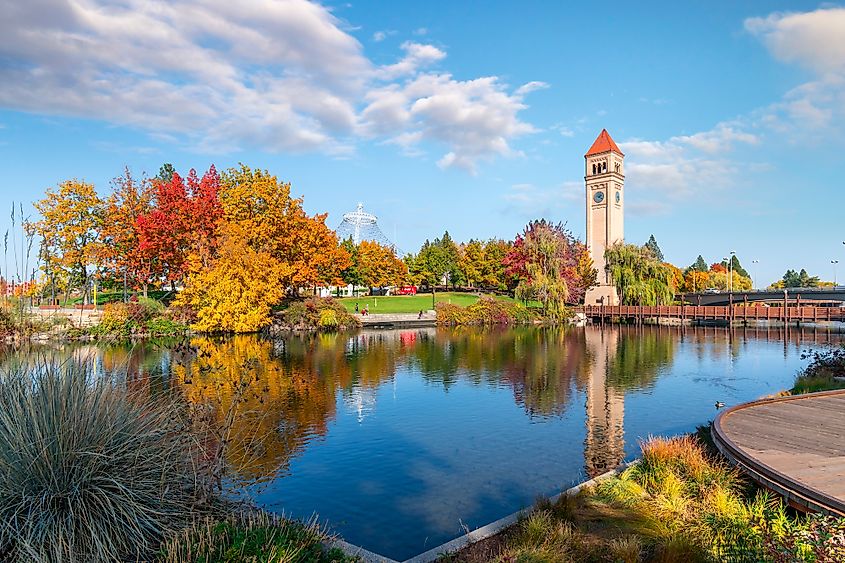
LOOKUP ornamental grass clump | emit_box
[158,511,354,563]
[0,362,209,562]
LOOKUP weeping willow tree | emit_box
[605,243,674,305]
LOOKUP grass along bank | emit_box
[441,352,845,563]
[337,292,515,314]
[442,433,845,562]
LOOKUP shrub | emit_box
[95,302,134,337]
[0,362,209,562]
[128,296,166,323]
[158,511,354,563]
[318,308,339,329]
[436,297,535,326]
[793,347,845,394]
[281,298,359,331]
[146,317,189,337]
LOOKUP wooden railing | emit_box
[581,305,845,322]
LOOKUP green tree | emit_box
[780,268,819,288]
[436,231,462,288]
[721,255,750,278]
[690,255,708,272]
[339,237,363,292]
[644,234,664,262]
[605,243,674,305]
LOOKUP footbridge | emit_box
[681,288,845,307]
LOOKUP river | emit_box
[9,324,842,560]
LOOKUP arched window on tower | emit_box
[602,161,607,172]
[615,163,620,173]
[592,163,597,175]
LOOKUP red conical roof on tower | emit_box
[585,129,623,157]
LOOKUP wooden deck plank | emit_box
[712,390,845,516]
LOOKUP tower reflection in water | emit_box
[583,327,626,477]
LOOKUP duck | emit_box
[715,401,726,409]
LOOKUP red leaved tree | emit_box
[137,166,223,288]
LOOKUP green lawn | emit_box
[338,292,512,314]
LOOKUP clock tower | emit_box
[584,129,624,306]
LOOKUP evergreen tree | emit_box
[690,255,708,272]
[644,234,664,262]
[782,268,820,288]
[721,255,750,278]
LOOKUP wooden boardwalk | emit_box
[712,390,845,516]
[582,304,845,324]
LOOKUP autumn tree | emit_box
[480,239,514,290]
[664,263,685,293]
[137,166,223,286]
[219,165,349,291]
[358,240,407,288]
[684,269,710,292]
[99,168,157,297]
[33,180,103,304]
[507,220,592,319]
[459,240,485,288]
[176,224,288,333]
[177,165,350,332]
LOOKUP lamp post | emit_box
[752,260,759,291]
[833,260,839,286]
[729,251,736,293]
[723,257,729,292]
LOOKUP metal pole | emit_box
[752,259,759,291]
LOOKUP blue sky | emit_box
[1,1,843,286]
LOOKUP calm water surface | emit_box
[12,325,844,560]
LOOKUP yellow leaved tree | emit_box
[33,180,103,304]
[358,240,407,288]
[176,165,350,332]
[177,225,290,333]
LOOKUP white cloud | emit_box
[745,8,845,75]
[413,27,428,36]
[618,120,756,205]
[376,41,446,79]
[744,8,845,136]
[614,7,845,215]
[0,0,544,172]
[364,74,541,173]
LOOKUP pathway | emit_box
[712,389,845,516]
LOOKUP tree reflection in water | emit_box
[6,324,840,488]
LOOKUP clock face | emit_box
[615,191,621,203]
[593,191,605,203]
